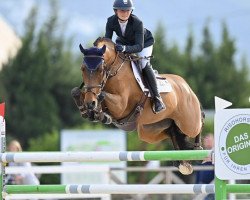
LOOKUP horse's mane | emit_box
[93,37,115,48]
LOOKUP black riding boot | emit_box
[142,63,166,114]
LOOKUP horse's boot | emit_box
[142,63,166,114]
[71,87,88,118]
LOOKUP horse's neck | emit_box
[104,51,142,96]
[108,60,142,100]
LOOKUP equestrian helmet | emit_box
[113,0,134,10]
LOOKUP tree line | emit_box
[0,2,249,150]
[152,22,249,108]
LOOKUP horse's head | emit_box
[79,37,118,110]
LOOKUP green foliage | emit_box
[214,22,250,107]
[74,120,108,130]
[197,22,249,108]
[202,119,214,135]
[152,22,185,76]
[152,21,250,109]
[28,130,59,151]
[184,29,199,91]
[151,22,168,73]
[0,2,83,148]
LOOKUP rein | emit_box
[79,53,152,93]
[107,53,126,77]
[79,52,152,92]
[122,54,153,62]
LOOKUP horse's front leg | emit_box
[71,87,88,118]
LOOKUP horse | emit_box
[71,37,204,175]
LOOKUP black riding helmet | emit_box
[113,0,135,11]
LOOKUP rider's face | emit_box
[116,9,132,21]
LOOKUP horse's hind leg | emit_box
[167,123,194,175]
[194,133,203,150]
[194,109,206,150]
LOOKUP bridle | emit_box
[81,55,105,97]
[80,52,126,98]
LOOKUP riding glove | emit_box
[115,44,126,52]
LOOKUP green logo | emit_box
[226,123,250,165]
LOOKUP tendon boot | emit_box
[142,63,166,114]
[71,87,87,118]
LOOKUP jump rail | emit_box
[0,150,212,163]
[4,184,249,196]
[4,194,111,200]
[4,184,215,194]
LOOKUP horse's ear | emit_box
[100,45,106,54]
[79,44,87,55]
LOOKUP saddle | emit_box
[130,61,172,96]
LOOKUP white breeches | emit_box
[137,45,153,69]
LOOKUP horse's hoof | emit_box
[194,145,203,150]
[179,162,193,175]
[194,143,203,150]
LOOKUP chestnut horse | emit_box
[72,37,204,175]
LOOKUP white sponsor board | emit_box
[215,97,250,180]
[60,129,126,184]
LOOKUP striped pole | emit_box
[4,184,215,194]
[0,103,6,200]
[0,150,212,163]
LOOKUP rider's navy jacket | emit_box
[105,14,154,53]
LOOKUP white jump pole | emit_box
[0,150,212,163]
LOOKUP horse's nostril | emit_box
[87,101,96,110]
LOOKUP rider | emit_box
[105,0,166,114]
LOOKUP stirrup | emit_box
[152,104,166,114]
[152,96,166,114]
